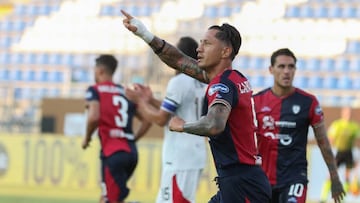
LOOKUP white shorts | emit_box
[156,168,202,203]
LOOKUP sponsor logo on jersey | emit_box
[208,83,229,96]
[315,105,323,115]
[237,80,252,94]
[262,115,275,130]
[261,106,271,112]
[292,105,300,114]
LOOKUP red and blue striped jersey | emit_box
[86,81,137,157]
[204,69,259,169]
[254,87,323,188]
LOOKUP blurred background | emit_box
[0,0,359,202]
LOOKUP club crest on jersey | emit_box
[292,105,300,114]
[208,83,229,96]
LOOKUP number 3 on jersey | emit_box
[112,95,128,127]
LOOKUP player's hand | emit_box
[169,116,185,132]
[330,177,346,203]
[81,138,91,150]
[121,10,137,33]
[125,84,152,103]
[125,84,141,103]
[121,10,154,43]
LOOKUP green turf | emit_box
[0,195,97,203]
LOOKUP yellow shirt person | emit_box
[328,118,360,152]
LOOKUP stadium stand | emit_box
[0,0,359,132]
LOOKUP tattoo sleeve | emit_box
[183,103,230,137]
[314,121,339,179]
[149,36,210,84]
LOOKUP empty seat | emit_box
[305,58,321,71]
[299,5,314,17]
[48,54,62,64]
[36,53,50,64]
[10,53,24,64]
[0,69,10,81]
[235,56,250,69]
[204,6,218,18]
[101,5,115,16]
[346,41,360,53]
[263,75,273,87]
[319,58,335,71]
[337,76,352,89]
[11,69,22,81]
[23,53,37,64]
[313,5,328,18]
[217,5,232,17]
[328,6,342,18]
[342,6,357,18]
[248,57,265,70]
[285,6,300,17]
[293,75,308,89]
[352,78,360,90]
[334,58,350,72]
[14,88,22,100]
[322,75,338,89]
[307,75,323,89]
[249,75,264,88]
[38,70,49,82]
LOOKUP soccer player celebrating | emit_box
[82,55,151,203]
[121,10,271,202]
[253,48,345,203]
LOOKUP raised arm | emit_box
[313,121,345,203]
[121,10,209,84]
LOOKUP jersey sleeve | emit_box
[207,79,237,110]
[85,86,99,102]
[309,97,324,127]
[160,76,182,114]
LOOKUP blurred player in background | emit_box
[121,10,271,203]
[82,54,151,203]
[125,36,207,203]
[320,106,360,203]
[253,48,345,203]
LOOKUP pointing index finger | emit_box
[121,10,133,19]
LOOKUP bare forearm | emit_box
[183,104,228,136]
[138,100,168,126]
[134,121,151,141]
[149,37,209,84]
[85,120,98,141]
[314,123,339,178]
[150,96,162,109]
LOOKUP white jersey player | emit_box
[125,37,207,203]
[157,73,207,203]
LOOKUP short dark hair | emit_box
[95,54,118,75]
[177,36,198,59]
[270,48,297,66]
[208,23,241,60]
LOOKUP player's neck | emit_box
[207,63,232,80]
[97,75,113,83]
[271,85,295,97]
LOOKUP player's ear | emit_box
[268,65,273,74]
[221,46,231,58]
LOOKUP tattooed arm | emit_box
[169,103,230,137]
[121,10,209,84]
[313,121,345,203]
